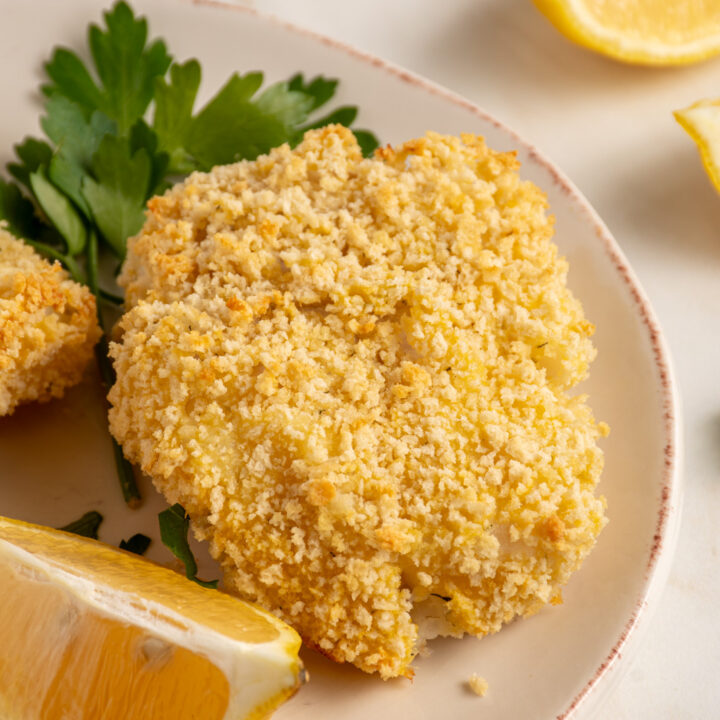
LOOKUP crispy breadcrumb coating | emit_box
[468,674,488,697]
[109,126,607,679]
[0,229,100,416]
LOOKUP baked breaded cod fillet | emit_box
[0,229,100,416]
[109,126,608,679]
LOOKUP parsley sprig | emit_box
[0,1,379,506]
[58,510,151,557]
[59,510,104,540]
[3,1,377,282]
[159,504,218,589]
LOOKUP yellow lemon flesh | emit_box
[534,0,720,65]
[675,100,720,193]
[0,515,303,720]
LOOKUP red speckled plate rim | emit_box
[191,2,682,716]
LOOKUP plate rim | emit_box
[192,1,681,716]
[8,0,683,715]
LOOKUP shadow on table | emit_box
[593,143,720,266]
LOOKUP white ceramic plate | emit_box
[0,1,681,718]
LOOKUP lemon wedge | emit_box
[534,0,720,65]
[0,515,303,720]
[675,100,720,193]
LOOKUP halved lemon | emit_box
[534,0,720,65]
[0,515,303,720]
[675,99,720,193]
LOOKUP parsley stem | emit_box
[88,230,141,508]
[59,510,104,539]
[86,233,124,308]
[95,335,141,508]
[24,239,84,284]
[86,230,101,319]
[99,289,124,306]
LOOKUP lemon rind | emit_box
[674,100,720,194]
[534,0,720,66]
[0,521,302,720]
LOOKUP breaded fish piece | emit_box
[0,229,100,416]
[109,126,607,679]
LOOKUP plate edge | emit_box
[162,1,683,715]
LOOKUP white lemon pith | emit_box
[675,100,720,194]
[0,515,303,720]
[534,0,720,65]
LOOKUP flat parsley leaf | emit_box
[256,81,315,132]
[187,74,317,168]
[153,59,201,174]
[119,533,152,556]
[59,513,151,556]
[8,138,53,190]
[129,119,170,196]
[59,510,104,539]
[154,66,378,172]
[42,95,116,215]
[0,188,82,280]
[287,73,338,110]
[30,168,87,255]
[185,71,266,169]
[287,73,379,155]
[82,134,151,257]
[351,129,380,158]
[45,1,171,134]
[42,95,115,169]
[0,179,42,239]
[159,504,218,589]
[291,105,358,145]
[31,2,379,266]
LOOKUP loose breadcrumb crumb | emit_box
[0,229,100,416]
[468,673,489,697]
[109,126,607,680]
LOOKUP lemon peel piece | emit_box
[534,0,720,66]
[675,99,720,194]
[0,515,304,720]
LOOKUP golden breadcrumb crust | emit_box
[0,229,100,416]
[468,673,489,697]
[109,126,607,679]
